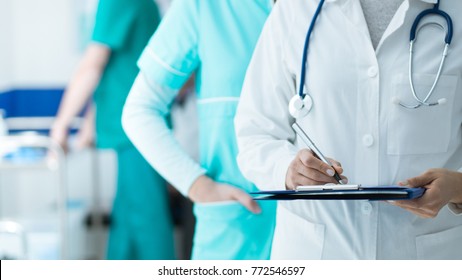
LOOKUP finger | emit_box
[77,138,94,149]
[296,165,339,184]
[388,201,429,217]
[332,165,344,176]
[396,204,433,218]
[392,197,436,213]
[298,150,337,178]
[395,183,444,208]
[288,173,348,189]
[404,207,436,218]
[329,158,342,167]
[401,170,438,188]
[286,164,326,189]
[57,141,69,154]
[230,188,261,214]
[390,200,439,218]
[391,199,420,209]
[296,161,348,185]
[328,158,344,174]
[294,172,327,186]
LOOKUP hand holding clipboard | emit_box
[251,184,425,201]
[252,123,425,201]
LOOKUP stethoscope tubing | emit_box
[401,41,449,109]
[298,0,325,99]
[295,0,453,113]
[410,7,453,44]
[400,3,453,109]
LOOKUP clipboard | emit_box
[251,185,425,201]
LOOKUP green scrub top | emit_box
[92,0,161,149]
[138,0,276,259]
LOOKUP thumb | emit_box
[400,171,436,188]
[230,188,261,214]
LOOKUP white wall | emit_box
[10,0,79,88]
[0,0,116,260]
[0,0,13,92]
[0,0,97,91]
[0,0,173,92]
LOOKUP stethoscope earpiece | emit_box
[391,97,401,105]
[289,95,313,119]
[437,98,447,105]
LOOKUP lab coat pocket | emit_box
[387,74,458,155]
[416,224,462,260]
[271,204,325,260]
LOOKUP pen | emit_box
[292,122,344,184]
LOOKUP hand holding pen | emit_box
[285,123,348,190]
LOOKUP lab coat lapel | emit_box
[334,0,375,53]
[376,0,410,53]
[376,0,437,53]
[335,0,369,35]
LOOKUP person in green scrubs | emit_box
[122,0,276,259]
[50,0,175,260]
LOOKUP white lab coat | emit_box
[235,0,462,259]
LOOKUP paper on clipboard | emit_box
[251,185,425,201]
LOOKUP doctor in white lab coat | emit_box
[235,0,462,259]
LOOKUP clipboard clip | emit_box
[296,184,361,192]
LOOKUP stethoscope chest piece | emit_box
[289,94,313,119]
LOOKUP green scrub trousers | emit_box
[107,146,175,260]
[92,0,175,259]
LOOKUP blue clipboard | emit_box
[250,185,425,201]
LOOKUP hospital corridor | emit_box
[0,0,195,260]
[1,0,462,263]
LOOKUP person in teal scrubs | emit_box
[51,0,175,259]
[122,0,276,259]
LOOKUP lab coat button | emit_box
[361,202,373,215]
[367,66,378,78]
[362,134,374,147]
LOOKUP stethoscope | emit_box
[289,0,454,118]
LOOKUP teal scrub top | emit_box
[92,0,161,149]
[138,0,273,193]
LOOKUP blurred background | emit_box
[0,0,197,260]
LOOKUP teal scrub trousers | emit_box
[107,145,175,260]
